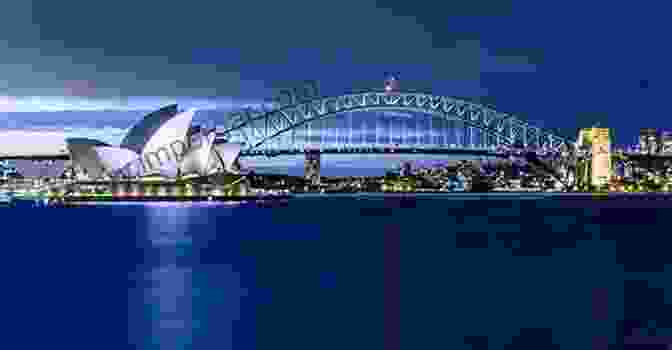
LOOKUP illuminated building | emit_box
[623,162,634,179]
[661,130,672,153]
[12,160,67,179]
[0,160,16,177]
[591,128,611,187]
[66,105,241,179]
[400,161,412,176]
[577,128,593,148]
[65,138,111,179]
[639,128,659,154]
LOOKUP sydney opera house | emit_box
[65,104,242,180]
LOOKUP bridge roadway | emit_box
[7,149,672,161]
[0,146,501,162]
[240,145,499,157]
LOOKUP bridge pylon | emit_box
[304,147,321,186]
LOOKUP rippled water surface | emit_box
[1,195,671,349]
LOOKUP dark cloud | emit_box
[5,0,497,98]
[491,47,545,66]
[373,0,514,49]
[0,0,536,101]
[1,0,671,142]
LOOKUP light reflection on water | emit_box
[70,201,244,207]
[145,265,194,349]
[144,204,197,246]
[133,204,248,350]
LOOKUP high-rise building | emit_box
[400,161,412,177]
[578,128,593,148]
[591,128,611,187]
[623,163,633,179]
[639,128,659,154]
[661,130,672,153]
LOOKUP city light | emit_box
[4,93,672,198]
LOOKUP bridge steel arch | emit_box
[219,91,572,152]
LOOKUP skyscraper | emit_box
[661,130,672,153]
[578,128,593,148]
[639,128,659,154]
[591,128,611,187]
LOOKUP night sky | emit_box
[1,0,669,144]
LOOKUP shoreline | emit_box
[293,191,672,199]
[6,191,672,205]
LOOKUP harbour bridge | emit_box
[217,89,574,157]
[1,84,583,191]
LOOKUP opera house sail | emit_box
[66,104,241,180]
[65,138,111,179]
[119,104,179,154]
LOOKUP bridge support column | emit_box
[304,149,321,186]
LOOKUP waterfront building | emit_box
[66,138,111,179]
[591,128,611,187]
[577,128,593,148]
[66,104,242,180]
[400,161,412,177]
[0,160,17,177]
[639,128,659,154]
[12,160,67,179]
[661,130,672,154]
[613,161,625,178]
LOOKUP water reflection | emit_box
[145,265,194,349]
[133,204,248,349]
[144,203,197,246]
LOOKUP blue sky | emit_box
[1,0,669,145]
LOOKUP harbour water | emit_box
[1,194,670,349]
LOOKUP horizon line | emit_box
[0,95,270,113]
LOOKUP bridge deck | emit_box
[241,146,499,157]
